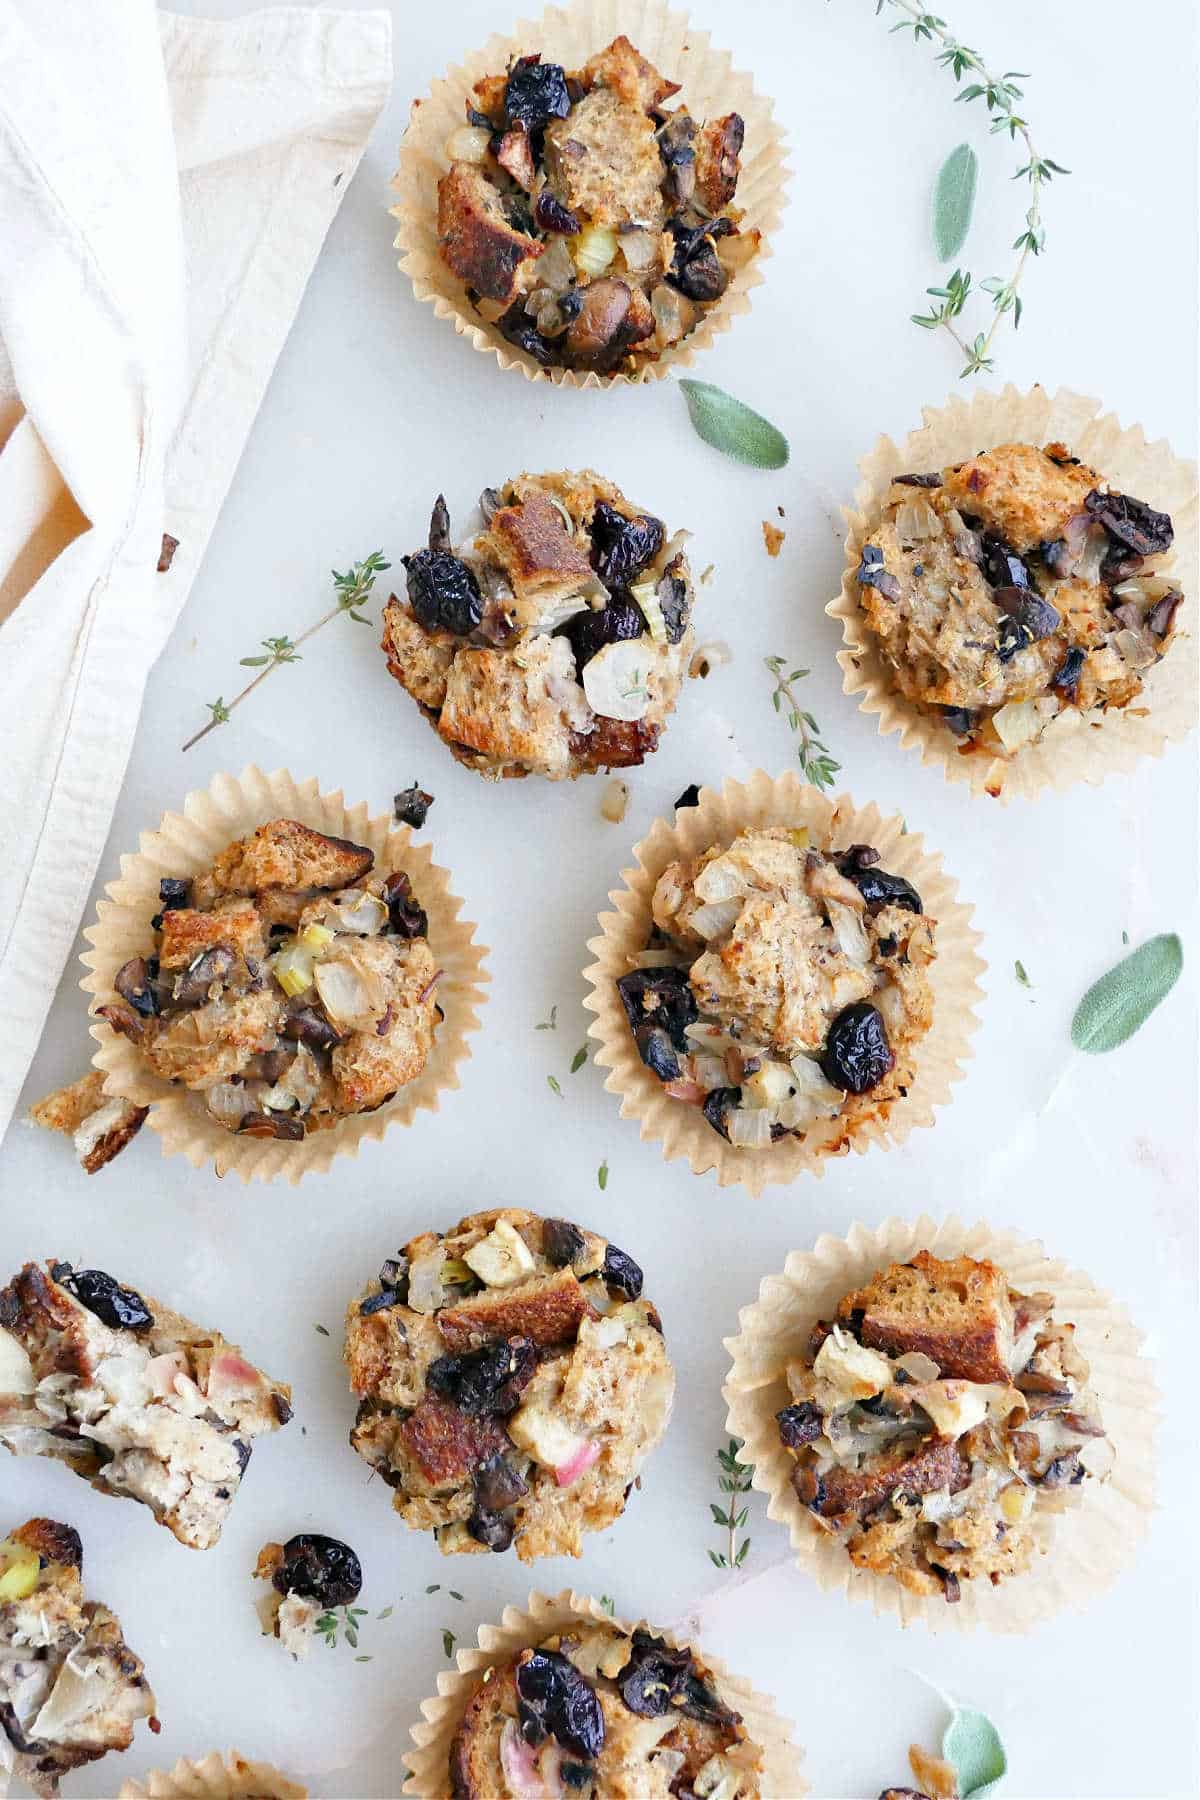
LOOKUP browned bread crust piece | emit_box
[836,1250,1016,1384]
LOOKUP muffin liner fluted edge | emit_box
[117,1750,306,1798]
[402,1588,807,1798]
[80,766,489,1185]
[582,770,985,1195]
[389,0,790,388]
[829,383,1199,800]
[724,1214,1159,1634]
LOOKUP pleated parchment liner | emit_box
[582,771,985,1196]
[118,1751,306,1799]
[830,384,1199,801]
[80,767,489,1184]
[724,1215,1159,1636]
[390,0,790,388]
[403,1589,807,1799]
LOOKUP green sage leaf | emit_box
[678,380,789,469]
[943,1705,1006,1797]
[933,142,978,261]
[1071,934,1183,1053]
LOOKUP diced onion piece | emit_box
[895,1350,941,1383]
[826,898,871,966]
[573,224,618,277]
[444,125,493,164]
[727,1107,773,1149]
[693,856,746,904]
[312,955,378,1029]
[537,235,576,289]
[582,639,653,722]
[619,226,659,272]
[629,576,667,643]
[325,892,388,936]
[789,1055,844,1105]
[601,778,629,824]
[407,1252,446,1315]
[1078,1437,1115,1481]
[687,899,742,941]
[299,923,335,953]
[689,640,731,679]
[992,696,1058,754]
[0,1329,34,1396]
[689,1053,729,1091]
[742,1061,797,1110]
[534,593,591,635]
[630,949,687,970]
[271,942,314,998]
[895,500,941,542]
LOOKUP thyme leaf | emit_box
[764,656,840,790]
[709,1439,753,1572]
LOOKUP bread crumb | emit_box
[762,521,785,558]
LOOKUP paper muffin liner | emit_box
[390,0,789,388]
[403,1588,807,1798]
[581,771,984,1195]
[80,766,489,1184]
[117,1752,306,1798]
[829,384,1199,800]
[724,1215,1159,1635]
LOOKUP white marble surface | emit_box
[1,1,1196,1795]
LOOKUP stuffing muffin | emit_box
[254,1534,362,1660]
[95,818,440,1139]
[383,473,695,779]
[344,1208,674,1561]
[776,1252,1113,1602]
[447,1620,761,1800]
[0,1517,156,1797]
[855,441,1184,758]
[435,35,757,374]
[618,826,936,1149]
[28,1068,147,1174]
[0,1260,292,1550]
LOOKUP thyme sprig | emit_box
[877,0,1068,375]
[764,656,840,790]
[316,1604,368,1650]
[708,1439,752,1571]
[182,551,390,751]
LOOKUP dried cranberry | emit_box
[60,1267,154,1333]
[777,1401,823,1449]
[564,595,644,672]
[496,301,556,366]
[425,1337,536,1415]
[403,549,483,636]
[634,1023,680,1082]
[473,1452,528,1513]
[836,845,922,915]
[516,1649,605,1760]
[272,1534,362,1608]
[981,534,1031,591]
[1085,488,1173,559]
[666,218,730,303]
[382,870,428,939]
[533,190,580,234]
[158,878,191,911]
[503,57,571,132]
[394,785,433,829]
[589,501,665,589]
[602,1244,643,1301]
[542,1218,586,1267]
[1051,646,1086,697]
[616,967,697,1052]
[820,1003,894,1094]
[702,1086,741,1140]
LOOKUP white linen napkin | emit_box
[0,2,391,1143]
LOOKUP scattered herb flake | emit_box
[449,1590,463,1602]
[442,1628,456,1659]
[570,1046,588,1073]
[1014,959,1032,989]
[425,1584,440,1595]
[377,1607,393,1620]
[599,1596,615,1616]
[547,1075,563,1098]
[536,1005,558,1032]
[598,1160,609,1191]
[314,1323,330,1337]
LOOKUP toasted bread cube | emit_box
[381,598,456,708]
[29,1072,147,1175]
[484,489,593,607]
[206,819,374,896]
[437,162,543,304]
[582,35,680,111]
[837,1251,1017,1385]
[157,898,265,972]
[438,1267,596,1351]
[693,112,744,213]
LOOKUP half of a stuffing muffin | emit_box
[0,1517,157,1797]
[383,472,695,779]
[95,818,440,1140]
[775,1251,1113,1603]
[617,825,936,1150]
[0,1259,291,1550]
[446,1618,762,1800]
[433,34,757,375]
[343,1208,674,1561]
[855,441,1183,760]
